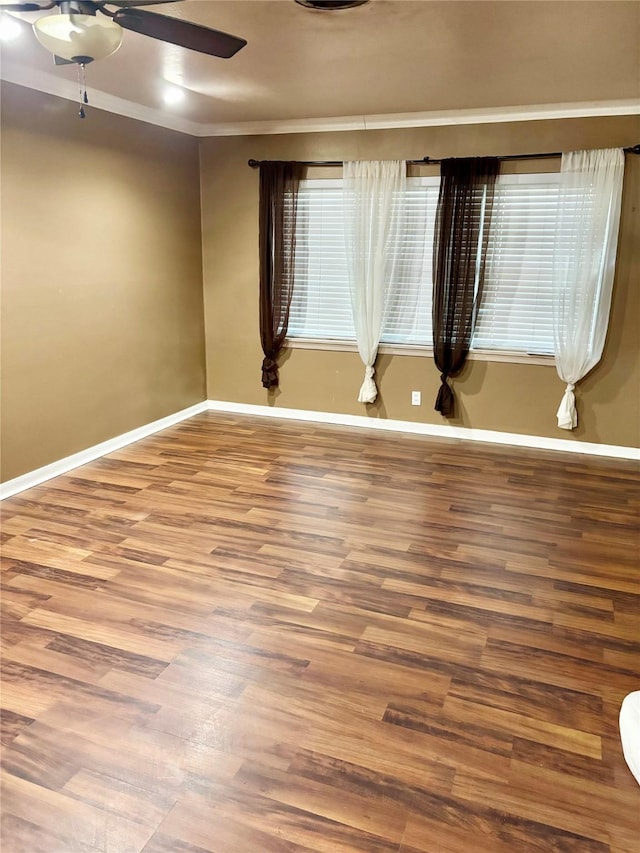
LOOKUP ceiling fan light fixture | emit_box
[295,0,370,8]
[33,13,123,63]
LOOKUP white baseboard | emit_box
[2,398,637,501]
[207,400,640,461]
[0,401,209,501]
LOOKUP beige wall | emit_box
[200,116,640,448]
[1,82,206,482]
[1,92,637,486]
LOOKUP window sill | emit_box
[286,338,555,367]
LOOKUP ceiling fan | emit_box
[0,0,247,65]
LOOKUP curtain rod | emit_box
[248,144,640,169]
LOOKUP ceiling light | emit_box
[163,85,185,106]
[0,14,22,42]
[33,13,123,64]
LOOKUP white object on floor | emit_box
[619,691,640,785]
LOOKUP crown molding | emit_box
[2,61,638,137]
[0,61,203,136]
[197,100,640,137]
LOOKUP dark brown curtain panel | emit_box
[259,160,304,389]
[432,157,499,416]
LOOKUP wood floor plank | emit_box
[1,412,638,852]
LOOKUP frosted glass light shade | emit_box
[33,13,122,63]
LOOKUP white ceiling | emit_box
[1,0,639,135]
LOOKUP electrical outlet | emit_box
[411,391,421,406]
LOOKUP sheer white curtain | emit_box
[552,148,625,429]
[343,160,406,403]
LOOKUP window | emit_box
[475,174,560,355]
[290,180,354,340]
[289,178,437,345]
[288,172,563,356]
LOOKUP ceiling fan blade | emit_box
[0,2,54,10]
[113,8,246,58]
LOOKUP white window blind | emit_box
[381,179,437,345]
[288,172,564,356]
[290,181,354,339]
[289,178,439,344]
[474,173,561,355]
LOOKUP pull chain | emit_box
[77,63,88,118]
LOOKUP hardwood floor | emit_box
[1,412,638,852]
